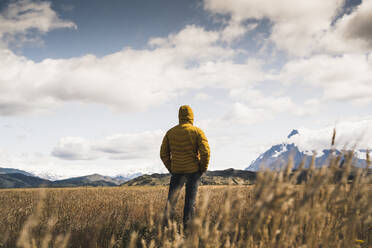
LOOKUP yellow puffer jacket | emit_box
[160,105,210,174]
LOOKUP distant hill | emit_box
[121,169,257,186]
[51,174,124,187]
[246,129,368,171]
[0,173,51,188]
[0,166,143,188]
[0,169,129,188]
[0,167,35,177]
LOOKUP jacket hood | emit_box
[178,105,194,125]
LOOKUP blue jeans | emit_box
[164,171,202,229]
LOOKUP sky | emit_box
[0,0,371,179]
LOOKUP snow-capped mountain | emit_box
[111,172,143,182]
[246,129,368,171]
[32,172,66,181]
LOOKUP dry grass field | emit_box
[1,153,372,248]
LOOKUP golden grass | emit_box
[0,153,372,247]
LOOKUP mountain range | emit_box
[0,171,131,188]
[0,169,257,188]
[0,167,145,188]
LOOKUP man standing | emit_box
[160,105,210,230]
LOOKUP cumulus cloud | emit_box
[0,0,76,47]
[204,0,372,56]
[278,53,372,105]
[1,0,369,127]
[93,131,164,160]
[51,137,97,160]
[223,102,273,125]
[0,24,266,115]
[286,118,372,154]
[52,130,164,160]
[328,0,372,53]
[341,0,372,44]
[229,88,316,116]
[198,86,320,128]
[0,0,303,119]
[221,22,257,43]
[200,0,372,109]
[204,0,343,56]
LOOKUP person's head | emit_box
[178,105,194,125]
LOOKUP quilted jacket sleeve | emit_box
[197,128,210,172]
[160,133,172,172]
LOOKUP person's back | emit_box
[160,105,210,230]
[161,105,210,174]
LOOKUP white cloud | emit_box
[278,53,372,105]
[229,88,315,116]
[0,0,370,118]
[324,0,372,54]
[287,118,372,153]
[0,0,76,47]
[197,86,319,128]
[223,102,273,125]
[200,0,372,110]
[221,22,257,43]
[204,0,344,56]
[52,130,164,160]
[92,130,164,160]
[204,0,372,56]
[341,0,372,45]
[0,24,266,115]
[51,137,97,160]
[148,25,226,60]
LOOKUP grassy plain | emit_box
[1,155,372,247]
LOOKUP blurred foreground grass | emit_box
[1,153,372,247]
